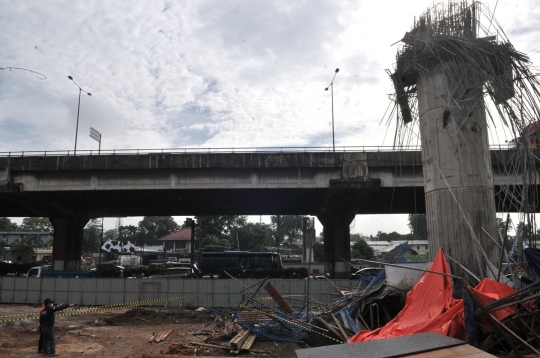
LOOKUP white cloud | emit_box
[2,0,539,234]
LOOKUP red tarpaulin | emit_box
[349,249,516,343]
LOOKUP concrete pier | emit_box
[417,64,498,277]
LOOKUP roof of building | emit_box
[157,227,198,242]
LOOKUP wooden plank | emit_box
[158,330,173,342]
[404,344,497,357]
[331,313,350,340]
[240,333,257,351]
[230,329,250,349]
[263,281,294,314]
[212,323,242,339]
[153,330,166,342]
[316,317,346,342]
[190,342,268,354]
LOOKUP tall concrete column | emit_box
[318,213,354,279]
[49,217,89,271]
[417,63,498,278]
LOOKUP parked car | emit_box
[148,267,191,278]
[349,267,383,280]
[27,265,97,278]
[90,264,124,271]
[90,264,124,278]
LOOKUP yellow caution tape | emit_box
[0,292,210,323]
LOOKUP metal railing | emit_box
[0,144,511,158]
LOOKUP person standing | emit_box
[40,298,73,356]
[38,304,45,353]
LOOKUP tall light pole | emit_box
[325,68,339,152]
[68,76,92,155]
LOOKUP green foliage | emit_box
[237,222,274,252]
[10,243,35,263]
[375,230,413,242]
[408,214,428,240]
[497,217,514,250]
[83,219,102,255]
[103,228,118,241]
[351,239,374,260]
[196,215,247,244]
[313,242,325,262]
[118,225,139,242]
[0,217,18,231]
[138,216,179,245]
[350,233,369,242]
[20,217,53,232]
[197,234,233,253]
[271,215,303,246]
[17,235,46,250]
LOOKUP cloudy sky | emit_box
[2,0,539,235]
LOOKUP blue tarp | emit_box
[524,247,540,279]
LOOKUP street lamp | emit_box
[325,68,339,152]
[68,76,92,155]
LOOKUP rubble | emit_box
[188,241,540,358]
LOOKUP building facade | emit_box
[157,227,198,256]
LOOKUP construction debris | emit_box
[149,329,173,343]
[211,323,242,340]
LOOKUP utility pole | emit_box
[185,218,195,272]
[99,218,104,266]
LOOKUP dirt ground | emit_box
[0,304,303,358]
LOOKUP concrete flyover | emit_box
[0,148,537,276]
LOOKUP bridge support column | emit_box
[417,63,498,278]
[49,217,89,271]
[318,213,354,279]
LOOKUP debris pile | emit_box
[196,245,540,357]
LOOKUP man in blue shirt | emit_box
[40,298,73,356]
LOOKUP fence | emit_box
[0,277,354,308]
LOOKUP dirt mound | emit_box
[101,308,215,326]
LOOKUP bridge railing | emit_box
[0,144,511,157]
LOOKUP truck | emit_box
[26,265,97,278]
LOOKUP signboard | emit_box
[89,127,101,142]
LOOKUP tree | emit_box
[237,222,274,252]
[375,231,389,241]
[313,242,325,262]
[0,217,18,231]
[408,214,428,240]
[196,215,247,243]
[138,216,179,246]
[271,215,303,246]
[351,239,374,260]
[10,242,35,263]
[118,225,139,242]
[350,233,369,242]
[20,217,53,232]
[197,234,233,253]
[20,235,45,254]
[103,228,118,241]
[83,219,102,254]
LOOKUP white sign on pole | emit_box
[89,127,101,142]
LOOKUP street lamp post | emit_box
[325,68,340,152]
[68,76,92,155]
